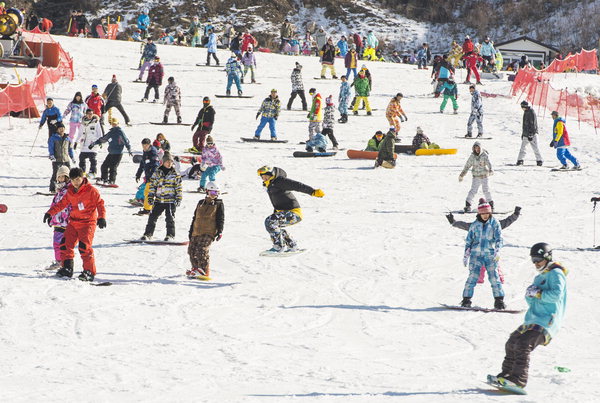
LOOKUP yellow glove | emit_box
[312,189,325,198]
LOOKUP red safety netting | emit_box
[545,49,597,73]
[512,67,600,130]
[0,28,74,118]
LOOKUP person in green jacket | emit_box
[375,128,396,168]
[365,130,384,151]
[352,69,372,115]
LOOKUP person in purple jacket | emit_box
[241,46,257,83]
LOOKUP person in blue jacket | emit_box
[336,36,348,57]
[205,28,220,65]
[89,117,132,185]
[493,242,568,391]
[40,98,63,138]
[461,198,505,309]
[135,138,160,215]
[137,11,150,39]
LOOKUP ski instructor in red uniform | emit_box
[44,167,106,281]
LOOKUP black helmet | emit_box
[530,242,552,262]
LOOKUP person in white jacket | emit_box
[459,141,494,212]
[75,109,103,177]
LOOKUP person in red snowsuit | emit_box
[241,31,257,52]
[463,52,483,84]
[40,18,53,32]
[462,36,474,56]
[44,167,106,281]
[85,84,105,117]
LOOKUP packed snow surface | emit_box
[1,36,599,402]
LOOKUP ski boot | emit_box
[559,164,568,170]
[494,296,506,310]
[164,235,174,242]
[320,75,326,79]
[465,133,473,138]
[162,116,168,124]
[439,109,444,114]
[353,111,358,115]
[197,187,206,193]
[574,164,582,170]
[516,160,524,166]
[238,90,243,96]
[226,90,231,96]
[140,234,152,240]
[463,201,471,213]
[177,116,182,124]
[140,98,147,102]
[476,133,483,138]
[366,111,372,116]
[453,109,458,115]
[460,297,472,307]
[251,79,256,83]
[78,270,94,282]
[536,161,543,166]
[476,81,483,85]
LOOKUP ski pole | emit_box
[30,126,41,154]
[592,198,599,247]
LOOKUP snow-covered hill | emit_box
[1,35,600,401]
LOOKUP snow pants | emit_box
[287,90,307,110]
[463,253,504,298]
[50,161,70,192]
[338,96,349,116]
[53,227,65,262]
[199,166,221,188]
[466,176,492,206]
[387,116,401,132]
[192,128,211,150]
[78,152,97,175]
[144,84,160,101]
[345,68,357,79]
[207,52,220,65]
[243,65,255,81]
[308,122,321,140]
[353,96,371,113]
[556,147,578,166]
[164,101,181,119]
[144,203,176,238]
[138,61,151,80]
[466,65,481,82]
[417,57,427,69]
[255,117,277,138]
[322,128,338,148]
[226,74,242,93]
[265,211,302,248]
[517,136,543,162]
[440,94,458,111]
[68,122,82,141]
[60,220,97,275]
[100,153,122,183]
[467,111,484,136]
[501,328,546,387]
[188,234,214,273]
[320,63,336,78]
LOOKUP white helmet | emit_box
[206,181,220,192]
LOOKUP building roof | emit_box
[494,36,560,52]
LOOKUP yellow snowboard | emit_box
[415,148,457,156]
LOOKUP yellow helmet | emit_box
[257,165,273,176]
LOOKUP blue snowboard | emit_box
[486,374,527,395]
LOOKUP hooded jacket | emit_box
[263,167,315,211]
[377,129,396,162]
[147,165,182,205]
[93,126,131,155]
[48,132,74,162]
[136,145,160,181]
[522,107,538,138]
[291,68,304,91]
[465,215,502,255]
[460,142,493,178]
[47,178,106,224]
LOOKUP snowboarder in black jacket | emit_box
[257,166,324,253]
[190,97,216,152]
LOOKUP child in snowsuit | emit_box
[322,95,339,149]
[461,198,505,309]
[163,77,182,124]
[206,29,220,65]
[337,76,351,124]
[187,182,224,280]
[76,109,102,177]
[493,243,567,390]
[43,167,106,282]
[135,138,160,215]
[463,52,483,84]
[241,47,257,83]
[466,85,484,138]
[63,92,85,141]
[40,98,63,138]
[191,97,215,152]
[90,117,132,185]
[439,79,458,114]
[375,128,397,168]
[352,70,372,115]
[141,152,183,241]
[412,127,439,149]
[365,130,384,151]
[386,93,407,132]
[199,136,224,192]
[287,62,307,111]
[47,165,72,270]
[48,123,74,193]
[257,166,324,253]
[550,111,580,170]
[305,132,328,153]
[307,88,323,141]
[225,54,243,96]
[459,141,494,212]
[142,56,164,102]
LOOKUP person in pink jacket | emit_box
[46,165,72,270]
[198,136,224,192]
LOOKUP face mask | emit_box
[56,181,66,190]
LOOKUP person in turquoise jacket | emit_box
[494,242,568,390]
[137,11,150,39]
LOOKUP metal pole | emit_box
[30,126,41,153]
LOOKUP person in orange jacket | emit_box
[386,93,407,133]
[44,167,106,282]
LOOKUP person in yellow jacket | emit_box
[257,166,324,253]
[307,88,323,141]
[448,40,463,68]
[386,93,407,133]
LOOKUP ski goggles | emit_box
[207,190,219,196]
[531,256,545,264]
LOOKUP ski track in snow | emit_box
[1,35,599,401]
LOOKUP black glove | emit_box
[255,112,260,120]
[514,206,521,216]
[74,143,78,150]
[97,218,107,229]
[88,143,94,150]
[214,232,222,241]
[445,213,454,224]
[128,151,133,157]
[43,213,52,226]
[591,197,600,202]
[135,176,140,183]
[550,140,556,147]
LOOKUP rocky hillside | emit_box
[14,0,600,53]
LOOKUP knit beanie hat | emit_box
[206,135,214,144]
[416,127,424,135]
[325,95,333,106]
[477,198,492,214]
[56,165,70,179]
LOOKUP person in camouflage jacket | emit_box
[287,62,307,110]
[163,77,182,124]
[459,141,494,212]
